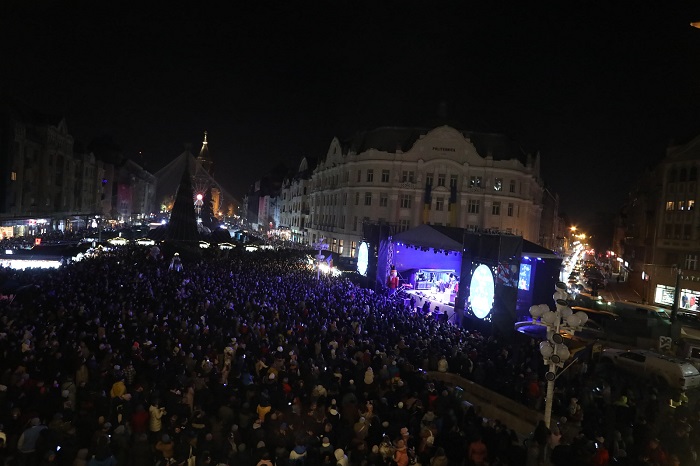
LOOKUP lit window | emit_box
[666,201,675,211]
[689,200,696,211]
[11,172,17,181]
[470,176,482,188]
[679,200,686,211]
[494,178,503,191]
[687,254,698,270]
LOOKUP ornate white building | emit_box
[280,125,545,257]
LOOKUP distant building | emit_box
[244,164,290,231]
[271,125,547,257]
[617,135,700,308]
[279,157,316,243]
[0,99,156,236]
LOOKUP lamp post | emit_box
[529,281,589,428]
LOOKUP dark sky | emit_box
[5,1,700,230]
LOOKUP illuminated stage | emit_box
[404,289,458,324]
[367,224,563,334]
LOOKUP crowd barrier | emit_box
[427,371,542,436]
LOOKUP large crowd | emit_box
[0,238,697,466]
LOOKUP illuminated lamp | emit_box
[196,193,203,201]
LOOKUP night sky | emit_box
[5,1,700,235]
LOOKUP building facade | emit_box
[617,135,700,310]
[0,100,156,236]
[279,157,316,243]
[278,125,545,257]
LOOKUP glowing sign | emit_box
[357,242,369,276]
[518,264,532,291]
[469,264,495,319]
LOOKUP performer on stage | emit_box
[387,266,399,295]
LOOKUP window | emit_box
[399,219,410,232]
[379,193,388,207]
[355,192,360,206]
[339,239,344,255]
[400,194,412,209]
[426,173,433,186]
[680,200,687,211]
[436,197,444,211]
[437,174,446,187]
[690,200,696,211]
[351,241,357,258]
[381,169,390,182]
[357,170,362,182]
[492,201,501,215]
[11,172,17,181]
[367,169,374,182]
[364,192,372,206]
[494,178,503,191]
[666,201,675,211]
[468,200,480,214]
[343,193,347,206]
[684,225,692,240]
[664,224,672,239]
[402,171,415,183]
[353,217,358,231]
[469,176,482,188]
[686,254,698,270]
[450,175,458,188]
[507,203,514,217]
[509,180,516,193]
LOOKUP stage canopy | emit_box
[392,224,559,260]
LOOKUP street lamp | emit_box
[528,282,589,427]
[313,237,329,280]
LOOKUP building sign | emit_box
[654,284,700,311]
[431,147,456,152]
[655,285,675,307]
[469,264,495,319]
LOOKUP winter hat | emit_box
[322,437,331,447]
